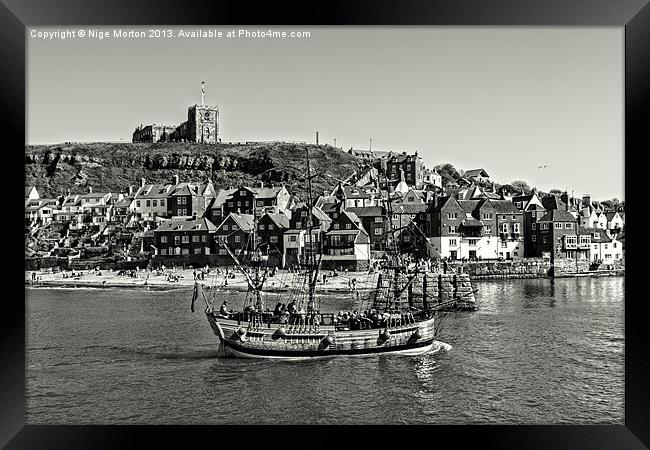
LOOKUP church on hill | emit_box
[132,82,219,144]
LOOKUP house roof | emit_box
[605,212,619,222]
[224,213,255,232]
[464,169,489,178]
[209,188,238,209]
[261,212,290,229]
[346,206,385,218]
[491,200,521,214]
[343,186,375,199]
[340,210,363,225]
[154,217,217,233]
[393,203,427,215]
[25,186,38,197]
[580,227,611,243]
[541,195,567,211]
[135,184,174,199]
[537,209,577,222]
[249,186,284,199]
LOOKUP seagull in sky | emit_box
[537,164,548,169]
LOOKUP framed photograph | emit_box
[4,0,648,447]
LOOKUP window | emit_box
[237,201,241,206]
[240,190,247,196]
[161,249,167,255]
[374,217,383,223]
[374,228,383,235]
[244,201,249,207]
[604,244,608,249]
[408,197,415,202]
[232,225,238,231]
[613,243,617,248]
[516,202,522,209]
[227,201,233,207]
[449,239,457,246]
[543,236,547,244]
[555,223,563,229]
[174,236,180,245]
[192,235,200,242]
[345,223,351,229]
[268,224,274,230]
[482,213,492,220]
[161,236,167,243]
[146,200,151,207]
[223,224,229,231]
[270,236,278,243]
[502,215,507,220]
[182,235,189,243]
[202,235,206,242]
[513,223,520,233]
[160,199,165,206]
[296,221,302,229]
[448,225,457,233]
[531,211,536,219]
[565,223,573,229]
[182,248,190,255]
[532,235,537,242]
[512,215,516,220]
[501,223,508,233]
[540,223,549,230]
[136,201,141,207]
[234,235,241,243]
[301,211,308,217]
[403,235,411,242]
[259,224,265,230]
[290,236,297,242]
[532,223,537,230]
[468,239,478,246]
[447,213,457,219]
[484,226,492,234]
[182,197,187,205]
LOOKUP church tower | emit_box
[187,81,219,143]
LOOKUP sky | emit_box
[27,26,623,201]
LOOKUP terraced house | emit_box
[132,179,173,219]
[154,217,217,256]
[284,204,332,267]
[220,184,292,218]
[534,209,590,260]
[213,213,255,256]
[322,210,371,270]
[170,179,216,218]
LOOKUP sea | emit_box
[25,276,624,425]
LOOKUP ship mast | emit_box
[305,146,318,312]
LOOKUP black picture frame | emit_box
[3,0,648,448]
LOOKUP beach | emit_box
[25,267,380,292]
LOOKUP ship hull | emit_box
[206,312,438,359]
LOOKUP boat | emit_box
[192,147,447,359]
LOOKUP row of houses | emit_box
[26,161,625,268]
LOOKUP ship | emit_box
[192,147,452,359]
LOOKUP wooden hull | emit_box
[206,313,437,359]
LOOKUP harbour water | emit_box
[25,277,624,424]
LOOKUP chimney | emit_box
[88,186,93,193]
[583,194,592,207]
[67,188,71,197]
[434,195,439,208]
[140,178,146,188]
[258,181,264,188]
[173,174,179,185]
[128,185,133,196]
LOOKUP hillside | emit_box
[25,142,364,201]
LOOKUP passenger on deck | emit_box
[218,300,231,318]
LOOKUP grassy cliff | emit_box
[25,142,363,201]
